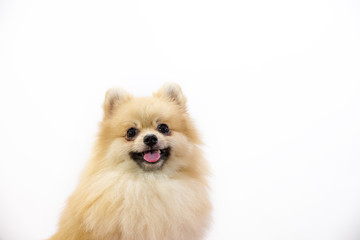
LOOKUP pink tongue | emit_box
[143,151,161,162]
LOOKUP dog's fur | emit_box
[50,83,211,240]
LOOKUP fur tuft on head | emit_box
[103,87,132,119]
[154,82,186,108]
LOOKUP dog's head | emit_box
[96,83,201,174]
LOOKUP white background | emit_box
[1,0,360,239]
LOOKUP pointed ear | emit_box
[103,87,132,119]
[154,82,187,107]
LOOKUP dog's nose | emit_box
[143,134,158,147]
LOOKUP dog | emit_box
[50,83,211,240]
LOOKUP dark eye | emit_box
[126,128,138,140]
[157,123,170,135]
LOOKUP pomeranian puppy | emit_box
[50,83,211,240]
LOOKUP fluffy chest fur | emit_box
[78,172,210,240]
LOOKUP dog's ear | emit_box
[103,87,132,119]
[154,82,187,108]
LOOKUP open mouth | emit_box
[130,147,171,170]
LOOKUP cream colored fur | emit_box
[50,83,211,240]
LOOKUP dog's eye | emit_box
[126,128,138,140]
[157,124,170,135]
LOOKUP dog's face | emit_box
[97,83,201,174]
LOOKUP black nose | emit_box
[143,134,158,147]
